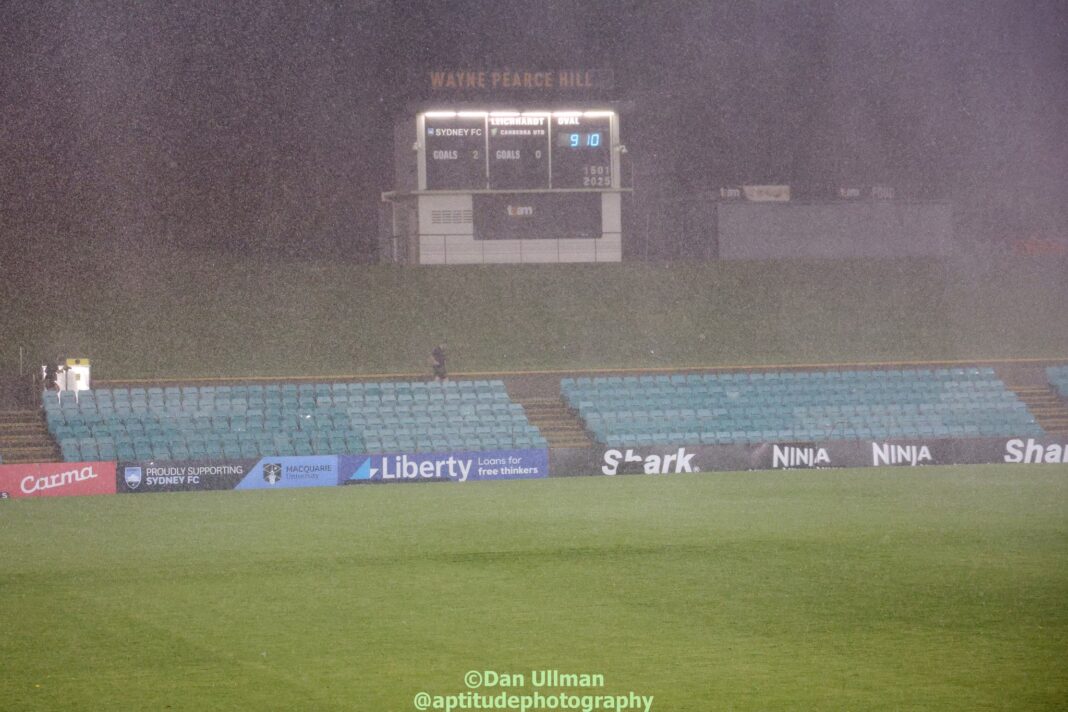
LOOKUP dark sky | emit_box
[2,0,1066,259]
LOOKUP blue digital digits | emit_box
[566,132,601,148]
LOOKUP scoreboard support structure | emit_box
[382,108,629,265]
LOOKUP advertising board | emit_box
[342,449,548,484]
[5,436,1059,501]
[554,437,1068,478]
[235,456,339,491]
[473,193,601,241]
[0,461,116,499]
[118,457,341,493]
[118,460,252,493]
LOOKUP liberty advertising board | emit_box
[342,449,548,484]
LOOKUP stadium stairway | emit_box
[1006,385,1068,435]
[503,375,592,448]
[512,396,593,448]
[0,409,60,464]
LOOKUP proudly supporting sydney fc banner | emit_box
[118,457,341,493]
[342,449,548,484]
[119,461,251,493]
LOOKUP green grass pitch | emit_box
[2,466,1067,710]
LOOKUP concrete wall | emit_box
[717,201,953,260]
[418,233,622,265]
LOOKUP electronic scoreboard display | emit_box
[424,114,487,190]
[421,111,615,191]
[487,114,550,189]
[549,113,612,189]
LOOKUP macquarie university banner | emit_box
[0,461,116,499]
[236,456,339,491]
[342,449,548,485]
[118,456,341,493]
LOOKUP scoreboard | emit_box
[422,110,617,191]
[387,107,624,264]
[424,114,486,190]
[486,114,549,189]
[548,114,612,189]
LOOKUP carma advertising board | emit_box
[0,461,116,499]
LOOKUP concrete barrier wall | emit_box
[717,201,953,260]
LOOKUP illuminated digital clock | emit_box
[556,131,603,148]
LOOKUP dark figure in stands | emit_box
[43,360,59,391]
[430,342,447,382]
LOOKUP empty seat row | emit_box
[61,432,546,463]
[564,378,1008,399]
[47,379,507,403]
[563,367,996,389]
[47,391,510,414]
[48,401,525,428]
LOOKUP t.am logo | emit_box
[601,448,698,476]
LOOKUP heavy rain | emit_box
[1,2,1066,710]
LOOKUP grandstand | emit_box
[43,379,546,463]
[17,363,1066,466]
[564,367,1050,447]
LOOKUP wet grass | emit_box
[1,465,1066,710]
[3,250,1066,379]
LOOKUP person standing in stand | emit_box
[430,342,447,382]
[43,358,60,391]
